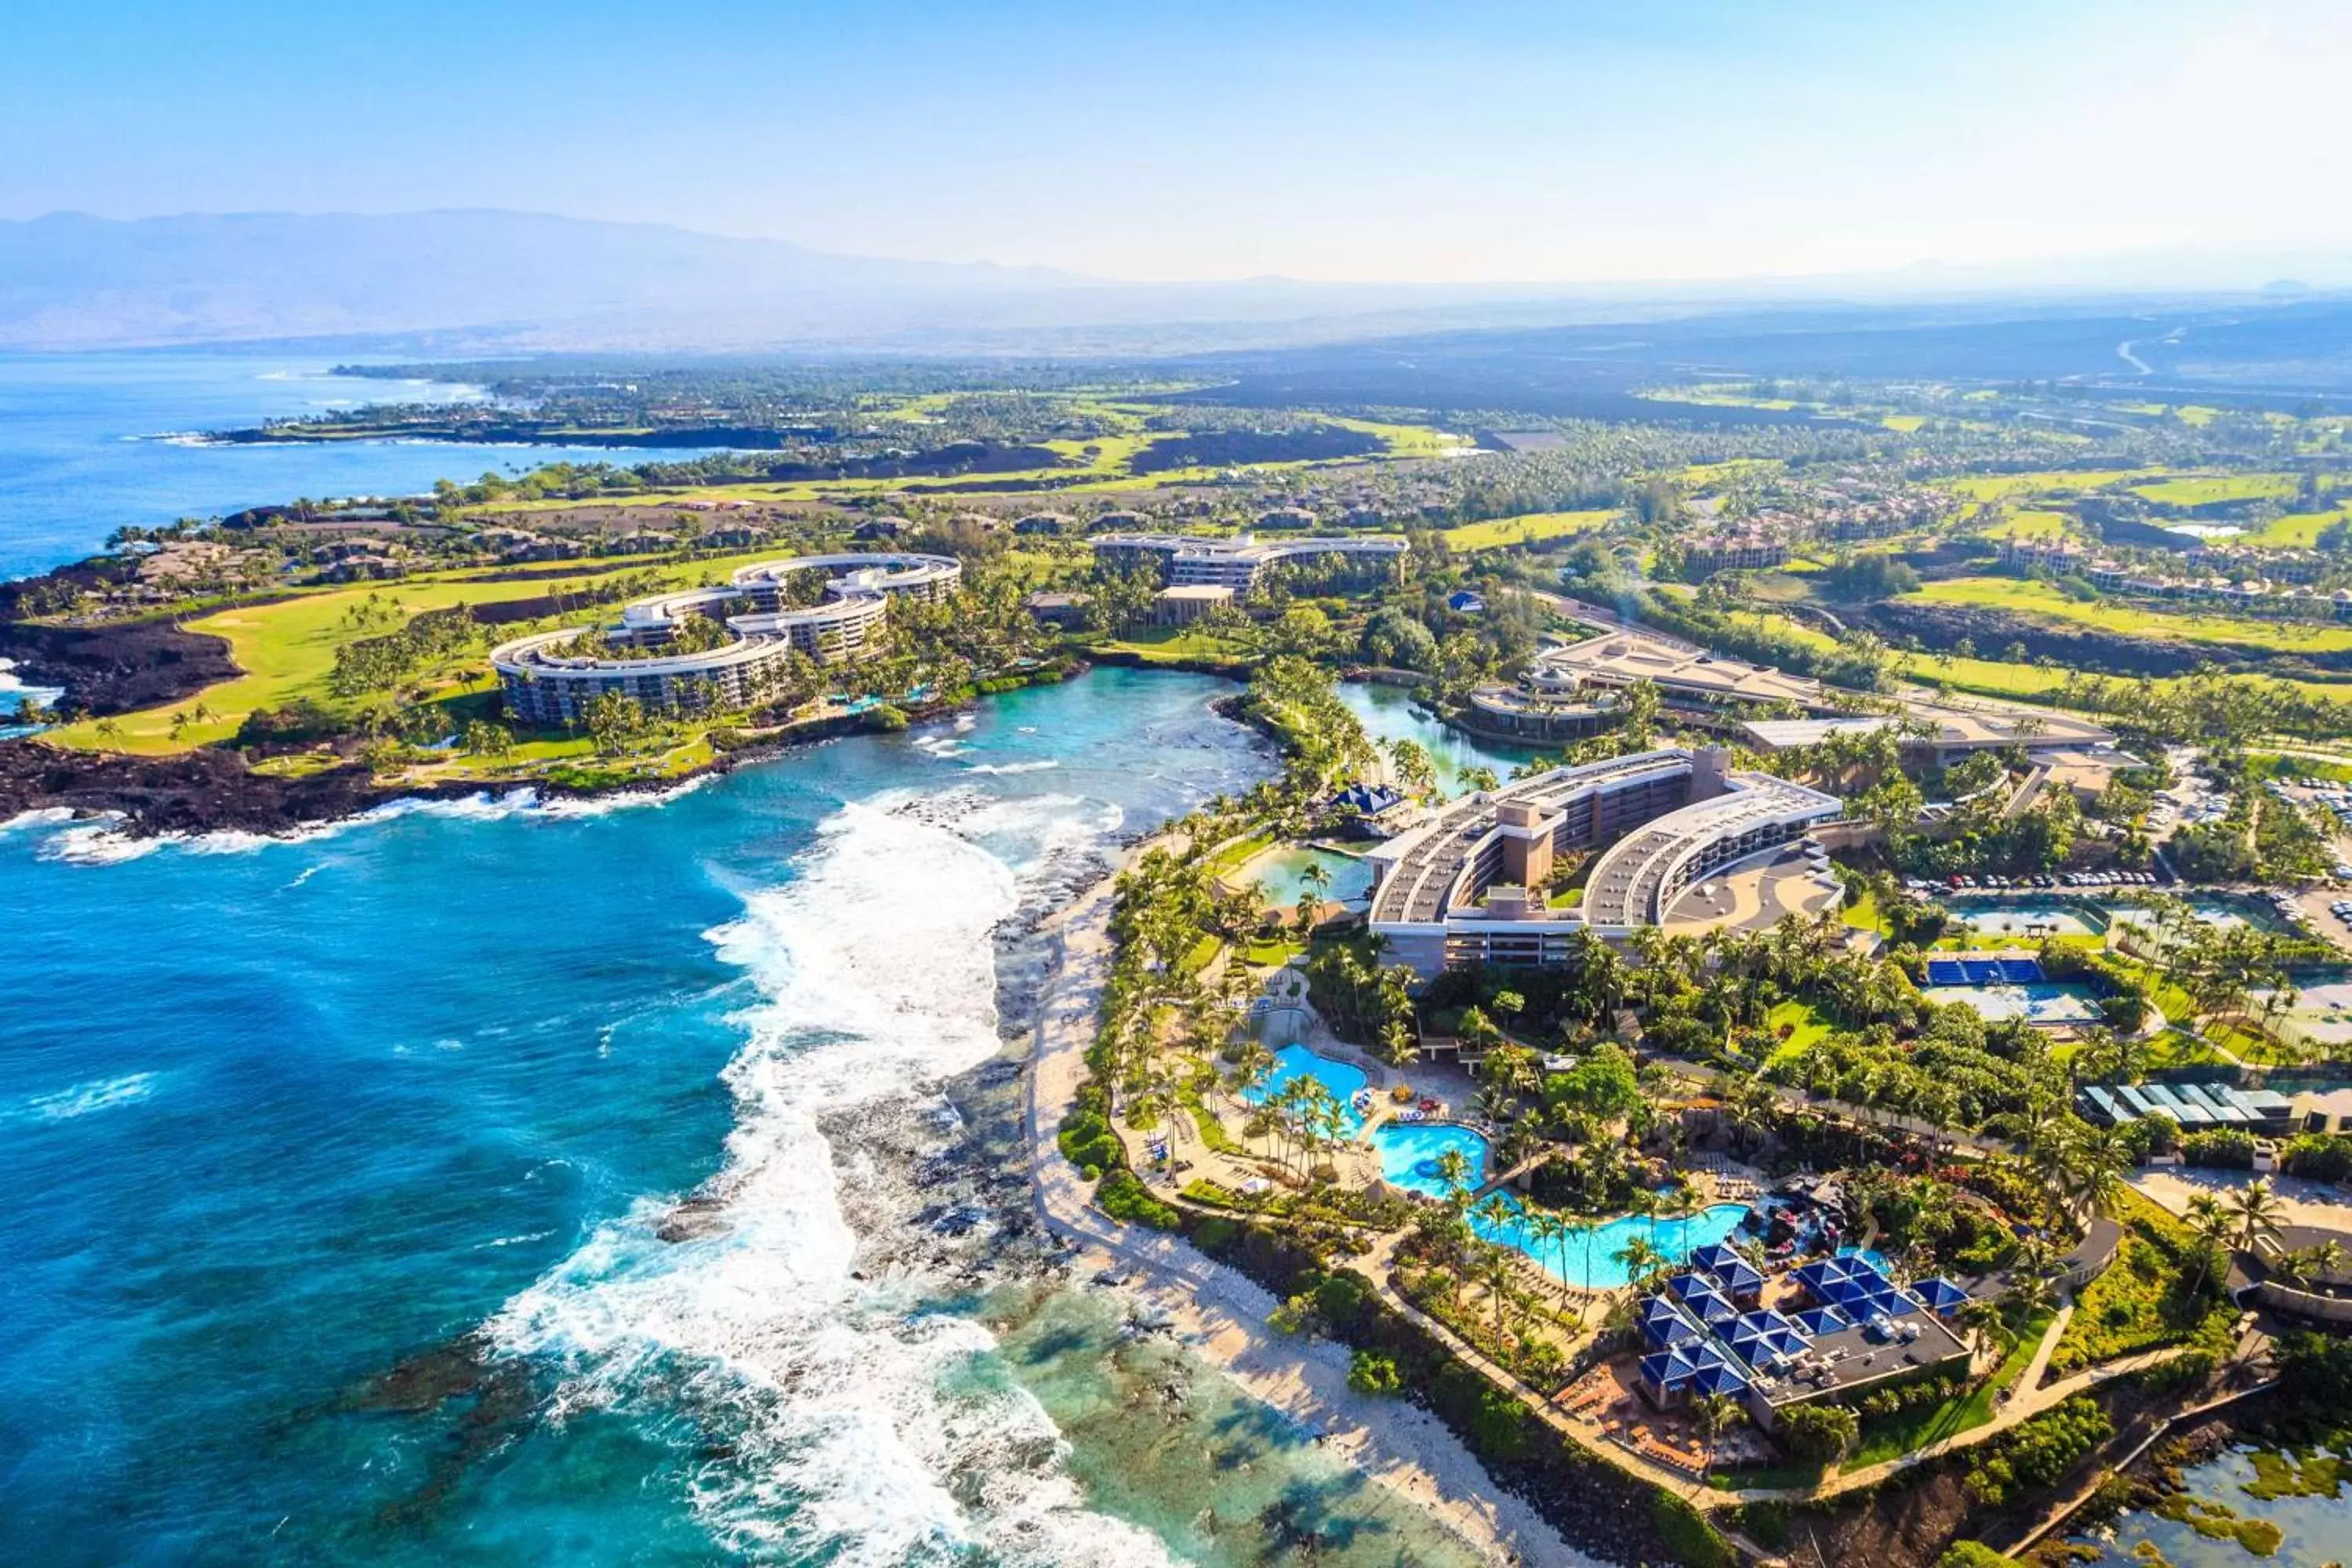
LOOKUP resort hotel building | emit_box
[1636,1249,1973,1429]
[492,552,960,727]
[1479,627,2116,763]
[1365,746,1842,975]
[1090,531,1409,592]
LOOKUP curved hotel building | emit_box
[1091,532,1409,590]
[492,552,960,728]
[1366,747,1842,975]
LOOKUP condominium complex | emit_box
[1365,747,1842,975]
[492,552,960,728]
[1091,532,1408,592]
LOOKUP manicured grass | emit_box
[2128,474,2303,506]
[1319,414,1477,457]
[48,548,801,753]
[1099,625,1258,670]
[2252,508,2351,547]
[1842,887,1888,935]
[1909,577,2352,653]
[1942,469,2169,503]
[1846,1307,2056,1465]
[1765,999,1833,1066]
[1974,508,2071,539]
[1443,510,1617,551]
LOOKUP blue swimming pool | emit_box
[1486,1202,1764,1291]
[1369,1120,1774,1290]
[1373,1122,1490,1198]
[1243,1043,1372,1134]
[1250,847,1376,908]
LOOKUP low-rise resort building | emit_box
[1091,531,1408,592]
[492,552,960,727]
[1637,1250,1974,1429]
[1366,747,1842,975]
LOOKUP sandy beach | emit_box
[1025,867,1604,1568]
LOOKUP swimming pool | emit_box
[1250,847,1376,908]
[1926,981,2103,1024]
[1368,1124,1776,1290]
[1491,1200,1766,1291]
[1373,1122,1490,1198]
[1243,1043,1373,1134]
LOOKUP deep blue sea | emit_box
[0,356,1502,1566]
[0,350,738,581]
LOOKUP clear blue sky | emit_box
[5,0,2347,283]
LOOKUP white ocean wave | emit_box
[485,795,1176,1566]
[20,776,715,866]
[14,1071,160,1122]
[962,759,1059,776]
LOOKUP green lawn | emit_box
[1765,999,1834,1067]
[1974,508,2073,539]
[1098,625,1259,670]
[1909,577,2352,654]
[2129,474,2303,506]
[52,547,801,753]
[1846,1307,2055,1466]
[2251,507,2351,547]
[1942,469,2169,503]
[1443,510,1617,552]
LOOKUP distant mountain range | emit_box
[4,209,2351,357]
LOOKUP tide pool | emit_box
[0,668,1526,1568]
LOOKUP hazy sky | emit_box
[6,0,2349,284]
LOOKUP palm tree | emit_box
[2059,1123,2132,1225]
[2185,1192,2234,1296]
[1692,1392,1746,1479]
[2232,1179,2288,1257]
[1436,1146,1473,1211]
[1613,1235,1668,1298]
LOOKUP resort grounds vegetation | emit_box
[1962,1396,2112,1508]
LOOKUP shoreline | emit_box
[0,668,1088,841]
[1023,860,1599,1568]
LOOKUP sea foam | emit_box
[485,795,1175,1566]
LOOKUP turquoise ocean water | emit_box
[0,356,1494,1566]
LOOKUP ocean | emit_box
[0,350,738,582]
[0,355,1494,1566]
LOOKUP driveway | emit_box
[2132,1166,2352,1232]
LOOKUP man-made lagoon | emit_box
[1249,845,1376,907]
